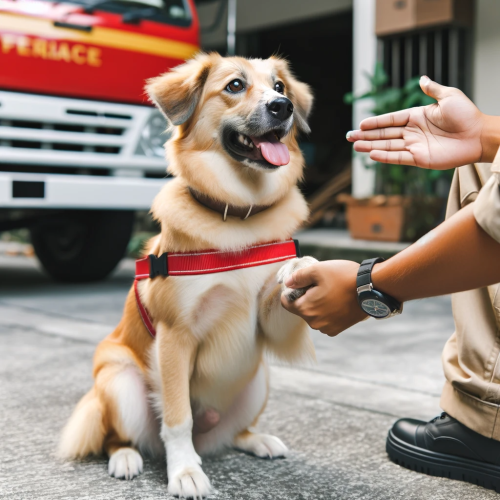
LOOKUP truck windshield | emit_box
[49,0,192,27]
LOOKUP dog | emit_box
[58,53,318,498]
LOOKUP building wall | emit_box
[473,0,500,115]
[198,0,352,49]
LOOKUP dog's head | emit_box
[146,53,313,204]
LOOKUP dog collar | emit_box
[189,188,273,221]
[134,239,301,338]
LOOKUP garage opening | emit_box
[238,11,353,200]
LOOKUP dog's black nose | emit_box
[266,97,293,121]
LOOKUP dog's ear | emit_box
[272,57,314,134]
[145,53,214,126]
[288,79,314,134]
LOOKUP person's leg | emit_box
[441,163,500,437]
[387,163,500,491]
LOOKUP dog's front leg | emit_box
[258,257,318,361]
[156,323,211,498]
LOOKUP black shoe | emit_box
[387,412,500,491]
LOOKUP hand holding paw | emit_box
[280,259,368,337]
[277,256,318,302]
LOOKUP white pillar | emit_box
[473,0,500,116]
[352,0,377,198]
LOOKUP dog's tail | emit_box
[58,388,106,459]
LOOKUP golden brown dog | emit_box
[59,53,318,498]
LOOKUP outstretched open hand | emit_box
[347,76,494,169]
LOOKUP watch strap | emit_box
[356,257,385,288]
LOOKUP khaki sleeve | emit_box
[473,151,500,243]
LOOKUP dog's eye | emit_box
[274,82,285,94]
[226,79,245,93]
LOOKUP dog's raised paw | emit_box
[277,256,318,302]
[168,466,212,499]
[235,432,288,459]
[108,447,143,480]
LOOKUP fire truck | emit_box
[0,0,199,281]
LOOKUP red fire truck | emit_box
[0,0,199,281]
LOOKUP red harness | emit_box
[134,239,300,338]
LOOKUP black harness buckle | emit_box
[149,253,168,278]
[293,239,301,258]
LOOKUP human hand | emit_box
[280,260,367,337]
[346,76,499,169]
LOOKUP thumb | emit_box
[420,75,451,101]
[285,265,317,289]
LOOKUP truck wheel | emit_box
[30,210,135,283]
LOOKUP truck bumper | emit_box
[0,172,168,210]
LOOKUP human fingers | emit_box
[280,285,313,314]
[419,75,457,101]
[369,150,417,166]
[359,109,411,131]
[319,326,342,337]
[353,139,406,153]
[280,292,303,314]
[284,264,318,289]
[346,127,404,142]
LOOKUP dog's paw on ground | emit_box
[277,256,318,302]
[235,432,289,459]
[108,447,143,480]
[168,466,212,499]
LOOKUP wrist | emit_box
[371,259,409,304]
[356,258,403,318]
[480,114,500,163]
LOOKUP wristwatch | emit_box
[356,258,403,319]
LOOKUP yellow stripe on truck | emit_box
[0,12,198,60]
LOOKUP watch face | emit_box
[361,299,391,318]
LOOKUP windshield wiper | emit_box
[122,6,159,23]
[81,0,161,23]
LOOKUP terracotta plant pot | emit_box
[337,194,445,242]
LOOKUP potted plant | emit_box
[341,64,452,242]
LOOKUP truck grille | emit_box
[0,119,125,136]
[0,115,126,154]
[0,91,166,172]
[3,139,120,154]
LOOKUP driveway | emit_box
[0,252,494,499]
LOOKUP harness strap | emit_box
[135,239,301,280]
[134,279,157,338]
[134,239,301,339]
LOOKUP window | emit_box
[379,26,472,95]
[41,0,192,27]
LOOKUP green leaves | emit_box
[346,65,436,113]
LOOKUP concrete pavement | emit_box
[0,252,496,499]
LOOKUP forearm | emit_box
[372,203,500,303]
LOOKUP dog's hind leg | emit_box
[232,362,288,459]
[97,361,160,480]
[233,429,288,459]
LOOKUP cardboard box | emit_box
[376,0,474,36]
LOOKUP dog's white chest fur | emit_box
[150,262,282,411]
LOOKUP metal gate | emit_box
[378,26,472,95]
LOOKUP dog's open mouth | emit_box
[226,130,290,168]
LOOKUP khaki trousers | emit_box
[440,163,500,440]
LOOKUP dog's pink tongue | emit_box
[251,133,290,166]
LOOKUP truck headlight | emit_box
[136,111,170,158]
